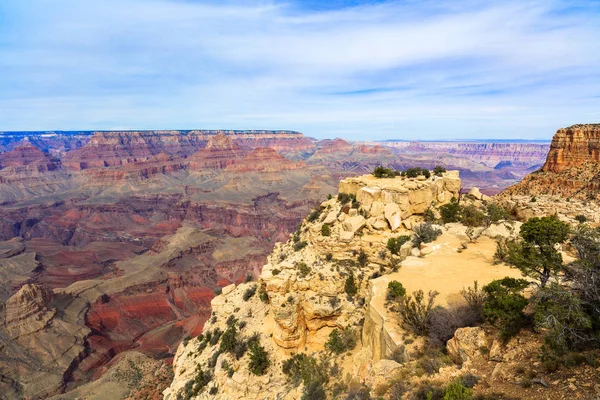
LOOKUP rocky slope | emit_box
[502,124,600,201]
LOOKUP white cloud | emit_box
[0,0,599,139]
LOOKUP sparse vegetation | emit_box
[575,214,587,224]
[243,285,257,301]
[373,165,401,178]
[387,235,411,255]
[344,273,358,297]
[398,289,439,336]
[413,223,442,246]
[439,197,461,223]
[294,240,308,251]
[433,165,447,176]
[325,327,357,354]
[357,249,368,266]
[321,224,331,236]
[402,167,431,179]
[297,262,311,278]
[248,341,270,376]
[387,281,406,301]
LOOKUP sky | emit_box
[0,0,599,140]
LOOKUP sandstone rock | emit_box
[489,339,504,361]
[361,359,403,391]
[446,327,488,364]
[357,187,381,211]
[5,283,54,326]
[221,284,236,296]
[323,210,338,225]
[384,203,402,231]
[343,215,366,234]
[468,187,483,200]
[349,208,358,217]
[339,231,354,243]
[410,247,421,257]
[371,218,388,231]
[370,201,385,217]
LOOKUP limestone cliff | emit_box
[502,124,600,202]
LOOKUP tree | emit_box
[439,197,461,224]
[433,165,447,176]
[483,277,529,341]
[248,342,270,376]
[387,281,406,301]
[499,216,569,288]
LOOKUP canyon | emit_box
[0,129,550,399]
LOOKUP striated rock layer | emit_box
[502,124,600,201]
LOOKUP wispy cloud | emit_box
[0,0,599,139]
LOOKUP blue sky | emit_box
[0,0,599,140]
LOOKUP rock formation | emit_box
[502,124,600,201]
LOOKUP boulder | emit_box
[349,208,358,217]
[342,215,366,234]
[339,231,354,243]
[384,203,402,231]
[370,201,385,217]
[371,218,388,231]
[467,187,483,200]
[446,327,488,364]
[357,187,381,211]
[322,210,338,225]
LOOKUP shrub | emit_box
[439,197,461,223]
[345,273,358,296]
[373,165,400,178]
[443,380,472,400]
[272,268,281,275]
[483,278,529,341]
[424,207,436,222]
[321,224,331,236]
[307,207,323,222]
[209,386,218,395]
[429,304,481,346]
[244,274,254,283]
[327,194,333,200]
[387,235,411,255]
[233,340,248,359]
[296,262,311,278]
[302,381,326,400]
[188,367,212,397]
[413,223,442,246]
[532,283,592,354]
[338,192,356,205]
[460,281,485,319]
[398,290,439,336]
[403,167,431,179]
[461,205,486,227]
[325,253,333,261]
[259,289,269,303]
[219,325,238,353]
[575,214,587,224]
[387,281,406,301]
[357,249,368,266]
[325,327,357,354]
[248,342,270,376]
[486,203,509,223]
[282,353,329,388]
[209,328,223,346]
[433,165,447,176]
[243,285,257,301]
[294,241,308,251]
[530,196,536,202]
[213,287,222,296]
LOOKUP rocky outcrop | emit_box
[502,124,600,202]
[543,124,600,172]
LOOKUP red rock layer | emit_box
[226,147,305,172]
[542,124,600,172]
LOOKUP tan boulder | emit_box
[446,326,488,364]
[322,210,338,225]
[339,231,354,243]
[467,187,483,200]
[357,187,381,211]
[370,201,385,217]
[384,203,402,231]
[343,215,366,234]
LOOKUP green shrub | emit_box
[248,342,270,376]
[387,235,411,255]
[439,197,461,223]
[213,287,222,296]
[294,241,308,251]
[321,224,331,236]
[325,253,333,261]
[344,273,358,296]
[325,327,357,354]
[357,249,368,266]
[433,165,447,176]
[244,274,254,283]
[272,268,281,275]
[424,207,436,222]
[403,167,431,179]
[575,214,587,224]
[461,205,486,227]
[297,262,311,278]
[188,367,212,397]
[338,192,356,205]
[209,328,223,346]
[486,203,509,223]
[443,380,472,400]
[413,223,442,246]
[307,208,323,222]
[243,285,257,301]
[460,281,485,319]
[483,278,529,341]
[373,166,400,178]
[282,353,329,387]
[387,281,406,301]
[219,326,237,353]
[398,289,439,336]
[259,289,269,303]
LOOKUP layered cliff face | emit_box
[502,124,600,201]
[168,172,596,400]
[543,124,600,172]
